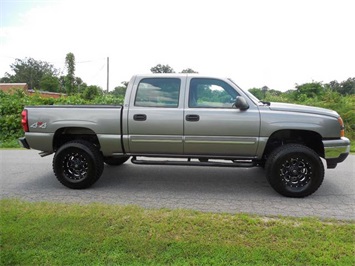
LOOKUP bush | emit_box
[0,90,124,146]
[0,90,29,142]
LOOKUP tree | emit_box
[39,74,60,92]
[180,68,198,73]
[268,89,282,97]
[82,85,102,100]
[150,64,175,73]
[0,76,11,83]
[248,88,264,99]
[65,52,76,94]
[295,82,324,98]
[327,80,340,92]
[58,76,66,93]
[339,78,355,95]
[0,57,58,90]
[111,81,129,97]
[75,77,86,93]
[111,86,126,97]
[326,78,354,95]
[121,81,129,87]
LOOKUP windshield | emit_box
[228,79,260,105]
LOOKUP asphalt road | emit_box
[1,150,354,220]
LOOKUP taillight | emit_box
[338,116,345,137]
[21,109,29,132]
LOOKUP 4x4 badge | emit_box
[30,122,47,129]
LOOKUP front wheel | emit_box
[53,140,104,189]
[265,144,324,198]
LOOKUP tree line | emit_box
[249,78,354,100]
[0,54,105,100]
[0,56,199,100]
[1,55,354,99]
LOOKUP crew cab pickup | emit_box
[19,74,350,197]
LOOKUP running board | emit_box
[39,151,53,157]
[131,157,256,168]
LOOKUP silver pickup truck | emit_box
[19,74,350,197]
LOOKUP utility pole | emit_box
[107,57,109,92]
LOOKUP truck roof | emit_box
[133,73,230,79]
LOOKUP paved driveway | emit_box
[1,150,354,220]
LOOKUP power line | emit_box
[76,58,106,64]
[90,62,106,79]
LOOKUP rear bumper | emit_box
[18,137,30,149]
[323,137,350,168]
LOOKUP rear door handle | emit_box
[133,114,147,121]
[186,114,200,122]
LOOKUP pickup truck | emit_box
[19,74,350,197]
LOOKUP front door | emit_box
[184,77,260,157]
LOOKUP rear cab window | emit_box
[135,78,181,107]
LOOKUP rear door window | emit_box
[135,78,181,107]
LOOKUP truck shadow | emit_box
[98,163,274,197]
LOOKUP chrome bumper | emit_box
[323,137,350,168]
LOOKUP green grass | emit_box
[1,199,354,265]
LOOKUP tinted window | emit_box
[135,78,181,107]
[189,78,239,108]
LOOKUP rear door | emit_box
[183,77,260,157]
[127,76,186,154]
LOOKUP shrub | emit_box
[0,90,123,144]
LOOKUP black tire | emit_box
[103,156,130,166]
[53,140,104,189]
[265,144,324,198]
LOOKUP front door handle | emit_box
[133,114,147,121]
[186,114,200,122]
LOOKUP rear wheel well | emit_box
[53,127,100,151]
[263,130,324,160]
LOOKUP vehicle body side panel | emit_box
[184,108,260,156]
[259,107,341,138]
[25,106,122,155]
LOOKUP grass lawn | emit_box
[1,199,354,265]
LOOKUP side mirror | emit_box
[234,96,249,110]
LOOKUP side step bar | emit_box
[39,151,53,157]
[131,156,256,168]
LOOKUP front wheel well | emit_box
[263,130,324,160]
[53,127,100,151]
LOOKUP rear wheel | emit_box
[265,144,324,198]
[53,140,104,189]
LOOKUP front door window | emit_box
[189,78,238,108]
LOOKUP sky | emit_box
[0,0,354,92]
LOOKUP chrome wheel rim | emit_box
[62,152,89,182]
[280,157,312,188]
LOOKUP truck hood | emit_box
[268,102,338,117]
